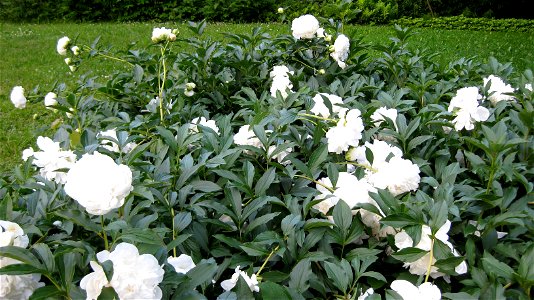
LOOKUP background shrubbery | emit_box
[1,0,533,24]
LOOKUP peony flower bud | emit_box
[277,7,284,14]
[71,45,80,56]
[318,69,326,75]
[56,36,70,56]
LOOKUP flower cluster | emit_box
[167,254,196,274]
[22,136,77,184]
[395,220,467,278]
[291,14,320,39]
[326,109,364,154]
[220,266,260,293]
[64,152,133,215]
[483,74,515,104]
[80,243,164,300]
[0,221,44,300]
[57,36,80,71]
[151,27,177,43]
[448,87,490,131]
[270,65,294,99]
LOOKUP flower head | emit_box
[371,107,398,130]
[56,36,70,55]
[64,152,132,215]
[71,45,80,56]
[167,254,196,274]
[448,87,489,131]
[483,75,515,105]
[311,93,344,118]
[277,7,284,14]
[326,109,364,154]
[291,14,320,39]
[220,266,260,293]
[30,136,76,184]
[391,280,441,300]
[151,27,176,43]
[44,92,58,110]
[189,117,220,135]
[330,34,350,69]
[10,86,27,109]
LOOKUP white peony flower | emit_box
[81,243,164,300]
[371,107,398,130]
[189,117,220,134]
[277,7,284,14]
[71,45,80,56]
[526,83,533,91]
[44,92,58,109]
[330,34,350,69]
[291,14,320,39]
[64,152,133,215]
[56,36,70,56]
[10,86,27,109]
[151,27,176,43]
[326,109,364,154]
[31,136,76,184]
[270,75,293,99]
[270,65,293,78]
[233,125,270,150]
[0,221,29,248]
[311,93,344,118]
[360,208,396,238]
[483,75,515,105]
[22,147,34,161]
[391,280,441,300]
[448,87,490,131]
[220,266,260,293]
[267,145,292,165]
[97,129,137,153]
[167,254,196,274]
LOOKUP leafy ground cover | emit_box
[1,22,534,172]
[0,15,533,299]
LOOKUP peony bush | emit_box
[1,15,533,300]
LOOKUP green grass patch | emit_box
[1,22,534,172]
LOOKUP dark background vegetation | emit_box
[1,0,533,24]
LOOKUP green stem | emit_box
[170,207,177,257]
[486,155,496,194]
[82,45,133,66]
[424,237,435,283]
[101,215,109,251]
[257,245,280,276]
[158,44,169,122]
[295,174,335,193]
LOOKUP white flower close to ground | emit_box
[97,128,137,153]
[330,34,350,69]
[291,14,320,39]
[220,266,260,293]
[80,243,164,300]
[167,254,196,274]
[56,36,70,55]
[326,109,364,154]
[189,117,220,135]
[394,220,468,278]
[10,86,27,109]
[0,221,45,300]
[25,136,77,184]
[448,86,489,131]
[390,280,441,300]
[151,27,176,43]
[44,92,58,110]
[311,93,344,118]
[483,74,515,105]
[64,152,133,215]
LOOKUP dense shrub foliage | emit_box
[396,16,534,32]
[1,16,534,299]
[1,0,533,23]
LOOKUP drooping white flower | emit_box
[167,254,196,274]
[313,172,376,214]
[220,266,260,293]
[44,92,58,109]
[189,117,220,135]
[371,107,398,130]
[151,27,176,43]
[330,34,350,69]
[97,129,137,153]
[64,152,132,215]
[483,75,515,105]
[81,243,164,300]
[326,109,364,154]
[390,280,441,300]
[311,93,344,118]
[291,14,320,39]
[10,86,27,109]
[448,87,489,131]
[56,36,70,55]
[30,136,76,184]
[394,220,467,278]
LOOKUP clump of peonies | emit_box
[22,136,77,184]
[97,129,137,153]
[56,36,70,56]
[347,140,420,196]
[167,254,196,274]
[64,152,132,215]
[390,280,441,300]
[326,109,364,154]
[0,221,45,300]
[311,93,344,118]
[80,243,164,300]
[330,34,350,69]
[151,27,177,43]
[220,266,260,293]
[10,86,27,109]
[291,14,320,39]
[447,86,490,131]
[189,117,220,135]
[270,65,294,99]
[483,74,515,105]
[394,220,468,278]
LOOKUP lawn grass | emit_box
[1,22,534,172]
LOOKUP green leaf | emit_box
[429,200,448,233]
[167,234,193,252]
[434,256,466,273]
[391,247,428,263]
[255,168,276,196]
[174,212,193,232]
[29,285,63,300]
[304,219,336,230]
[360,271,387,282]
[119,228,164,245]
[0,263,44,275]
[156,126,178,151]
[381,213,420,228]
[408,135,433,151]
[0,246,43,269]
[32,243,55,273]
[133,64,144,83]
[60,252,77,288]
[245,212,280,234]
[261,281,292,300]
[308,144,328,172]
[55,209,101,233]
[482,251,515,280]
[190,180,222,193]
[324,260,350,292]
[333,200,352,233]
[517,244,534,286]
[289,259,311,293]
[260,271,289,283]
[236,275,255,299]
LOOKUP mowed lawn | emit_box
[1,22,534,172]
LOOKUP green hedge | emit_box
[396,16,534,32]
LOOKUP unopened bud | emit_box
[64,57,72,65]
[71,46,80,56]
[277,7,284,14]
[318,69,326,75]
[328,45,336,52]
[185,82,196,90]
[324,34,332,42]
[172,29,179,35]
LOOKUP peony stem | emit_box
[295,174,335,193]
[158,43,169,123]
[101,215,109,251]
[424,237,435,283]
[170,208,177,257]
[256,245,280,277]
